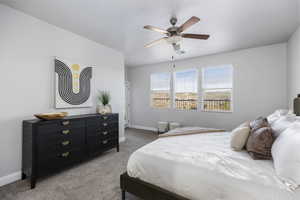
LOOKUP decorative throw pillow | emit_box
[238,121,250,128]
[246,127,274,160]
[271,115,296,138]
[249,117,269,131]
[267,109,289,125]
[230,126,251,151]
[272,123,300,188]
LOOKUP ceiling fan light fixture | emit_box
[172,43,185,55]
[166,35,182,44]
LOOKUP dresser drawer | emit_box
[37,119,85,133]
[87,136,118,155]
[37,127,85,144]
[86,114,118,127]
[87,127,118,138]
[38,148,83,175]
[37,129,85,154]
[88,121,118,131]
[97,114,118,121]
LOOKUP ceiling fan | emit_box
[144,16,210,54]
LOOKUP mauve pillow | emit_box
[246,127,274,160]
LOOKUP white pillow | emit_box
[230,125,250,151]
[272,123,300,188]
[271,115,296,138]
[267,109,289,125]
[238,121,250,128]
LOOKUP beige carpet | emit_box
[0,128,157,200]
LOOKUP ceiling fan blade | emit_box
[144,25,168,34]
[182,34,210,40]
[144,37,167,48]
[178,16,200,32]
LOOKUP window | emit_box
[202,65,233,112]
[150,73,171,108]
[174,69,198,110]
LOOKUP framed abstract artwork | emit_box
[55,57,93,108]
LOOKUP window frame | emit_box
[173,68,199,111]
[200,65,234,113]
[149,72,172,109]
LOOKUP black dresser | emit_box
[22,113,119,189]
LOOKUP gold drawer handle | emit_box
[62,130,70,135]
[61,152,70,157]
[61,140,70,146]
[62,121,70,126]
[102,131,108,135]
[103,123,108,127]
[102,140,108,144]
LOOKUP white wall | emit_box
[0,4,125,183]
[128,44,287,130]
[287,25,300,108]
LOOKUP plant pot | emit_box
[97,104,112,114]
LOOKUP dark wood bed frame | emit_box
[120,172,189,200]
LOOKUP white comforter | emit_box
[127,128,300,200]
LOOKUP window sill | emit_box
[201,109,233,113]
[150,107,233,113]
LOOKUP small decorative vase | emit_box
[97,104,112,114]
[294,94,300,116]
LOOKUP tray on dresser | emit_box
[34,112,68,120]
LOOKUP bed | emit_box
[120,128,300,200]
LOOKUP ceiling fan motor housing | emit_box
[167,26,180,36]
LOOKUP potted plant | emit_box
[97,91,112,114]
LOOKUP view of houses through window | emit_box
[150,65,233,112]
[174,69,198,110]
[202,65,233,112]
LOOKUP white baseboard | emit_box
[129,125,157,132]
[0,171,21,187]
[119,136,126,143]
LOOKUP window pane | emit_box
[174,69,198,110]
[151,73,170,91]
[150,73,171,108]
[203,89,232,111]
[202,65,233,89]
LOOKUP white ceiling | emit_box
[0,0,299,67]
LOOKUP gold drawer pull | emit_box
[62,121,70,126]
[102,131,108,135]
[62,130,70,135]
[61,152,70,157]
[102,140,108,144]
[61,140,70,146]
[103,123,108,127]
